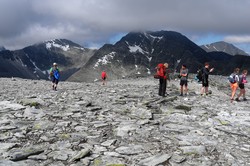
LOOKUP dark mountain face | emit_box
[201,41,249,56]
[68,31,211,82]
[0,39,95,80]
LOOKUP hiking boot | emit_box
[243,98,247,101]
[179,93,183,96]
[235,98,240,102]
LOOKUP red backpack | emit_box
[154,63,166,79]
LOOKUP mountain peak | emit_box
[0,46,6,51]
[201,41,248,56]
[44,39,84,51]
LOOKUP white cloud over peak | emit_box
[224,36,250,43]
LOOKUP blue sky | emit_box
[0,0,250,53]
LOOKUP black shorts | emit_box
[180,80,188,86]
[202,79,209,87]
[239,83,245,89]
[102,77,106,80]
[51,76,59,84]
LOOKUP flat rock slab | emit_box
[115,145,144,155]
[138,154,172,166]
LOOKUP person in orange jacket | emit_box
[156,63,168,97]
[101,71,107,85]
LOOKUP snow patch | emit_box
[46,40,70,51]
[147,68,151,74]
[129,45,144,54]
[94,52,116,68]
[213,46,219,51]
[129,45,149,54]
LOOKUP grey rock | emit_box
[8,146,45,161]
[0,160,20,166]
[69,148,91,163]
[115,145,144,155]
[138,154,172,166]
[179,146,206,155]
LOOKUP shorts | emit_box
[180,80,188,86]
[51,76,59,84]
[239,83,244,89]
[230,82,238,90]
[202,79,209,87]
[102,77,106,80]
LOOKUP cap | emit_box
[53,63,57,66]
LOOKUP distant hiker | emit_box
[49,63,60,91]
[235,69,248,101]
[229,68,240,102]
[179,64,188,96]
[101,71,107,85]
[156,63,168,97]
[201,62,214,95]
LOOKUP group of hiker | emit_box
[49,62,248,102]
[156,62,248,102]
[49,63,108,91]
[229,68,248,102]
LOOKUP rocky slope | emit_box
[201,41,249,56]
[0,76,249,165]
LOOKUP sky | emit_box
[0,0,250,53]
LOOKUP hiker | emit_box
[179,64,188,96]
[235,69,247,101]
[229,68,240,101]
[201,62,214,95]
[101,71,107,85]
[156,63,168,97]
[49,63,60,91]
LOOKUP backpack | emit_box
[195,68,203,82]
[228,73,236,84]
[154,63,165,79]
[53,69,60,79]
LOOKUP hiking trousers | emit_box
[159,78,167,96]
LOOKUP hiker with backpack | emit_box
[201,62,214,96]
[49,63,60,91]
[229,68,240,102]
[235,69,248,101]
[179,64,188,96]
[101,71,107,85]
[156,63,168,97]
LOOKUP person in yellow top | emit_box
[49,63,60,91]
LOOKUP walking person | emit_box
[179,64,188,96]
[235,70,248,101]
[201,62,214,95]
[49,63,60,91]
[101,71,107,85]
[156,63,168,97]
[229,68,240,102]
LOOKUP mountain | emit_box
[0,46,5,51]
[0,39,96,80]
[201,41,249,56]
[68,31,211,82]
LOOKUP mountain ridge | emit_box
[201,41,249,56]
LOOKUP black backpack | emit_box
[196,68,203,82]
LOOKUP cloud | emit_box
[0,0,250,50]
[224,36,250,43]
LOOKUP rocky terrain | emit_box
[0,76,249,166]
